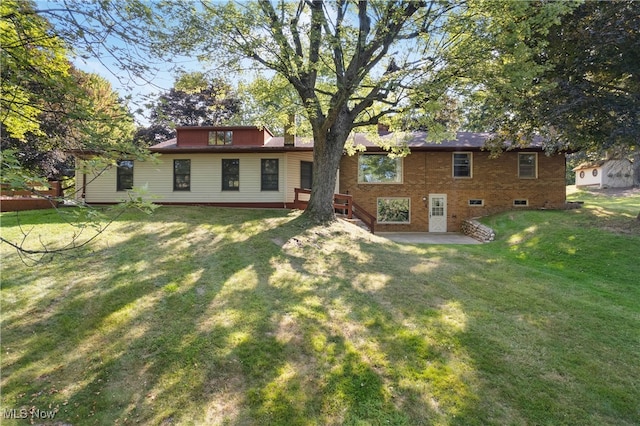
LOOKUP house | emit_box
[75,126,316,208]
[74,126,567,232]
[573,159,633,189]
[340,131,566,232]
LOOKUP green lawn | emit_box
[1,188,639,425]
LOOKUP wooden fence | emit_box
[0,181,62,212]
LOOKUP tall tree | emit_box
[1,0,154,259]
[157,1,463,222]
[1,0,144,175]
[237,74,312,137]
[136,72,241,145]
[156,0,572,222]
[462,0,638,156]
[1,0,71,140]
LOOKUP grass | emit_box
[1,187,639,425]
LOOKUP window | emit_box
[261,159,279,191]
[300,161,313,189]
[377,198,410,223]
[453,152,472,178]
[116,160,134,191]
[208,130,233,145]
[468,199,484,206]
[222,159,239,191]
[518,153,537,178]
[513,199,528,206]
[358,154,402,183]
[173,159,191,191]
[377,198,411,223]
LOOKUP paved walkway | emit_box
[377,232,482,245]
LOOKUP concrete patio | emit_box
[377,232,483,244]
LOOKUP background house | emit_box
[573,159,634,189]
[75,126,567,233]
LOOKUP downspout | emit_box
[82,172,87,203]
[283,152,288,208]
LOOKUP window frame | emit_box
[518,152,538,179]
[468,199,484,206]
[173,159,191,191]
[261,159,279,191]
[300,161,313,190]
[452,152,472,178]
[376,197,411,224]
[116,160,134,191]
[221,159,240,191]
[208,130,233,146]
[357,154,403,184]
[513,199,529,207]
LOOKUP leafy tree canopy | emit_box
[1,0,71,140]
[1,0,156,258]
[150,0,573,221]
[462,0,638,156]
[136,72,241,145]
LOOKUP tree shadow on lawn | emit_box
[2,209,409,424]
[5,206,599,424]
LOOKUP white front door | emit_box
[428,194,447,232]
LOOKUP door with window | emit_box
[428,194,447,232]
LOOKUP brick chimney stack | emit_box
[284,114,295,146]
[377,123,390,136]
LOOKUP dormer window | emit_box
[208,130,233,145]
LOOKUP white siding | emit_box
[80,152,313,205]
[285,152,314,203]
[575,166,602,188]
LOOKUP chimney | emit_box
[377,122,390,136]
[284,114,295,146]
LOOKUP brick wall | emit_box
[339,150,566,232]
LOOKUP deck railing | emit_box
[351,200,376,234]
[1,181,62,212]
[293,188,375,233]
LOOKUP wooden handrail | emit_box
[351,200,376,234]
[293,188,375,233]
[333,193,352,219]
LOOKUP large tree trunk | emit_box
[305,120,351,223]
[633,152,640,188]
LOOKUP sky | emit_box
[37,0,207,126]
[74,55,196,126]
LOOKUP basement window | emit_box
[513,199,528,207]
[377,197,410,224]
[468,199,484,206]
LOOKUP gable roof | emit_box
[148,130,546,153]
[149,136,314,153]
[353,131,546,151]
